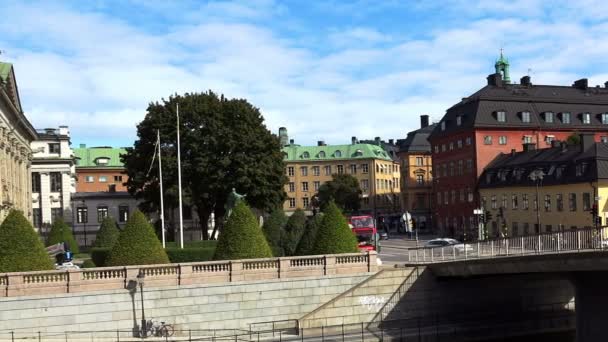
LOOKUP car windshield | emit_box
[351,217,373,228]
[356,232,373,245]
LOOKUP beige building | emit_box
[281,131,401,215]
[0,62,37,223]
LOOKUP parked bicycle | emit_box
[144,320,174,337]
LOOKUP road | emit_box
[377,233,436,265]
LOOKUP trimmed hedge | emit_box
[81,259,96,268]
[93,217,120,248]
[91,248,110,267]
[295,214,323,256]
[282,209,306,256]
[166,248,215,263]
[262,208,287,257]
[213,201,273,261]
[311,202,359,255]
[165,240,218,249]
[46,218,79,254]
[0,210,54,272]
[106,210,169,266]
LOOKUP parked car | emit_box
[424,238,474,254]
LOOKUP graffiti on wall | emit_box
[359,295,386,311]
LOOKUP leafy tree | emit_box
[93,217,121,248]
[213,201,273,260]
[312,202,359,255]
[122,92,287,240]
[262,208,288,256]
[106,210,169,266]
[282,209,306,256]
[295,214,323,256]
[46,218,79,254]
[317,174,362,213]
[0,210,53,272]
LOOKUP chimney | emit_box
[487,73,503,87]
[604,81,608,88]
[420,115,430,128]
[317,140,325,146]
[351,136,357,144]
[551,140,561,148]
[388,139,394,145]
[523,143,536,152]
[573,78,588,90]
[289,139,294,145]
[580,133,595,152]
[520,75,531,86]
[374,137,381,145]
[79,143,86,148]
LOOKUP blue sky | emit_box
[2,0,608,147]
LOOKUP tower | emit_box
[279,127,289,146]
[494,49,511,84]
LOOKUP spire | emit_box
[494,49,511,84]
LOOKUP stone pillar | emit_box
[278,258,290,278]
[230,260,243,282]
[324,255,336,275]
[575,271,608,342]
[39,172,50,225]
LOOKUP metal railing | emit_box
[407,226,608,263]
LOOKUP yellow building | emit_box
[397,115,436,231]
[281,133,400,215]
[479,135,608,238]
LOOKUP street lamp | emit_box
[529,169,545,234]
[81,199,87,247]
[136,272,147,337]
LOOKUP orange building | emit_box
[73,145,128,192]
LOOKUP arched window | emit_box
[334,150,342,157]
[318,151,326,158]
[354,149,363,157]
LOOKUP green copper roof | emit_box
[0,62,12,82]
[282,143,393,162]
[73,146,127,168]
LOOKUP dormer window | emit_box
[602,113,608,124]
[582,112,591,124]
[521,111,531,123]
[456,116,462,126]
[485,173,492,184]
[561,112,571,124]
[496,111,506,122]
[334,150,342,158]
[318,151,326,158]
[544,112,554,123]
[95,157,110,166]
[354,149,363,157]
[301,151,310,159]
[441,121,446,131]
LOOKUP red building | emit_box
[429,55,608,239]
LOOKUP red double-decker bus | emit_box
[348,215,379,252]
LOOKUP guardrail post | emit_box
[521,236,524,254]
[577,230,581,250]
[491,241,494,256]
[557,232,561,252]
[537,235,541,253]
[465,243,468,259]
[506,239,509,255]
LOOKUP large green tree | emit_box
[93,217,120,248]
[0,210,53,272]
[122,92,287,240]
[317,174,362,213]
[295,214,323,256]
[282,209,307,256]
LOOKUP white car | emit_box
[425,238,474,253]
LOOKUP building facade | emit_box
[479,135,608,237]
[281,132,401,216]
[397,115,436,232]
[31,126,75,230]
[74,145,128,192]
[0,62,37,223]
[429,54,608,239]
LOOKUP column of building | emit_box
[61,171,72,223]
[39,172,50,225]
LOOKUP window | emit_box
[522,194,529,210]
[512,194,518,209]
[97,206,109,222]
[451,190,456,204]
[324,165,331,175]
[467,188,473,202]
[498,136,507,145]
[442,164,447,177]
[302,197,310,208]
[582,112,591,124]
[521,111,531,123]
[457,160,463,175]
[545,135,555,145]
[95,157,110,166]
[523,135,533,144]
[302,182,309,192]
[416,175,424,185]
[288,182,295,192]
[314,181,320,191]
[569,193,577,211]
[449,162,454,176]
[544,112,554,123]
[337,165,344,174]
[434,145,439,153]
[361,180,369,190]
[465,137,472,145]
[444,191,448,205]
[512,222,518,237]
[32,172,41,193]
[32,208,42,228]
[457,140,463,148]
[50,172,62,192]
[484,136,492,145]
[302,151,310,159]
[361,164,369,173]
[459,189,465,202]
[449,142,454,151]
[51,208,63,223]
[288,198,296,208]
[501,194,507,208]
[287,167,295,177]
[318,151,326,158]
[114,175,123,182]
[312,166,320,176]
[496,111,506,122]
[523,223,530,235]
[119,206,129,222]
[437,192,442,206]
[491,195,497,209]
[544,194,551,212]
[99,176,108,182]
[85,175,94,183]
[561,112,571,124]
[602,136,608,143]
[300,166,308,176]
[583,192,591,211]
[441,121,446,131]
[456,116,462,126]
[49,143,60,154]
[350,164,357,174]
[415,157,423,166]
[600,113,608,124]
[441,144,446,152]
[466,159,473,173]
[556,194,563,211]
[334,150,342,157]
[77,207,88,223]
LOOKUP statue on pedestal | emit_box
[224,188,246,218]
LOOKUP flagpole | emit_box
[177,103,184,249]
[157,130,166,248]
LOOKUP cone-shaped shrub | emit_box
[106,210,169,266]
[262,208,287,257]
[93,217,120,248]
[282,209,306,256]
[214,201,273,260]
[311,202,359,255]
[0,210,54,272]
[46,218,79,254]
[295,214,323,256]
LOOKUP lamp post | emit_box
[529,169,545,234]
[81,199,87,247]
[136,272,146,337]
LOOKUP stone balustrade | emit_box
[0,251,377,297]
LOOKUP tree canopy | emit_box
[317,174,362,213]
[312,202,359,255]
[122,91,287,239]
[93,217,120,248]
[0,210,53,272]
[295,214,323,256]
[262,208,288,256]
[282,209,307,256]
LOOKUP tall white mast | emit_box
[157,130,166,248]
[177,103,184,249]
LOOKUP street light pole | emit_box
[176,103,184,249]
[529,169,544,234]
[137,272,146,337]
[81,199,87,247]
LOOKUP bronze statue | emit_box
[225,188,246,218]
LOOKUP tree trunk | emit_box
[197,207,211,240]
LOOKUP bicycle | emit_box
[145,320,175,337]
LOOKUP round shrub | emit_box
[282,209,306,256]
[295,214,323,256]
[213,201,273,261]
[106,210,169,266]
[311,202,359,255]
[93,217,120,248]
[262,208,287,257]
[46,218,79,254]
[0,210,54,272]
[91,247,110,267]
[81,259,96,268]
